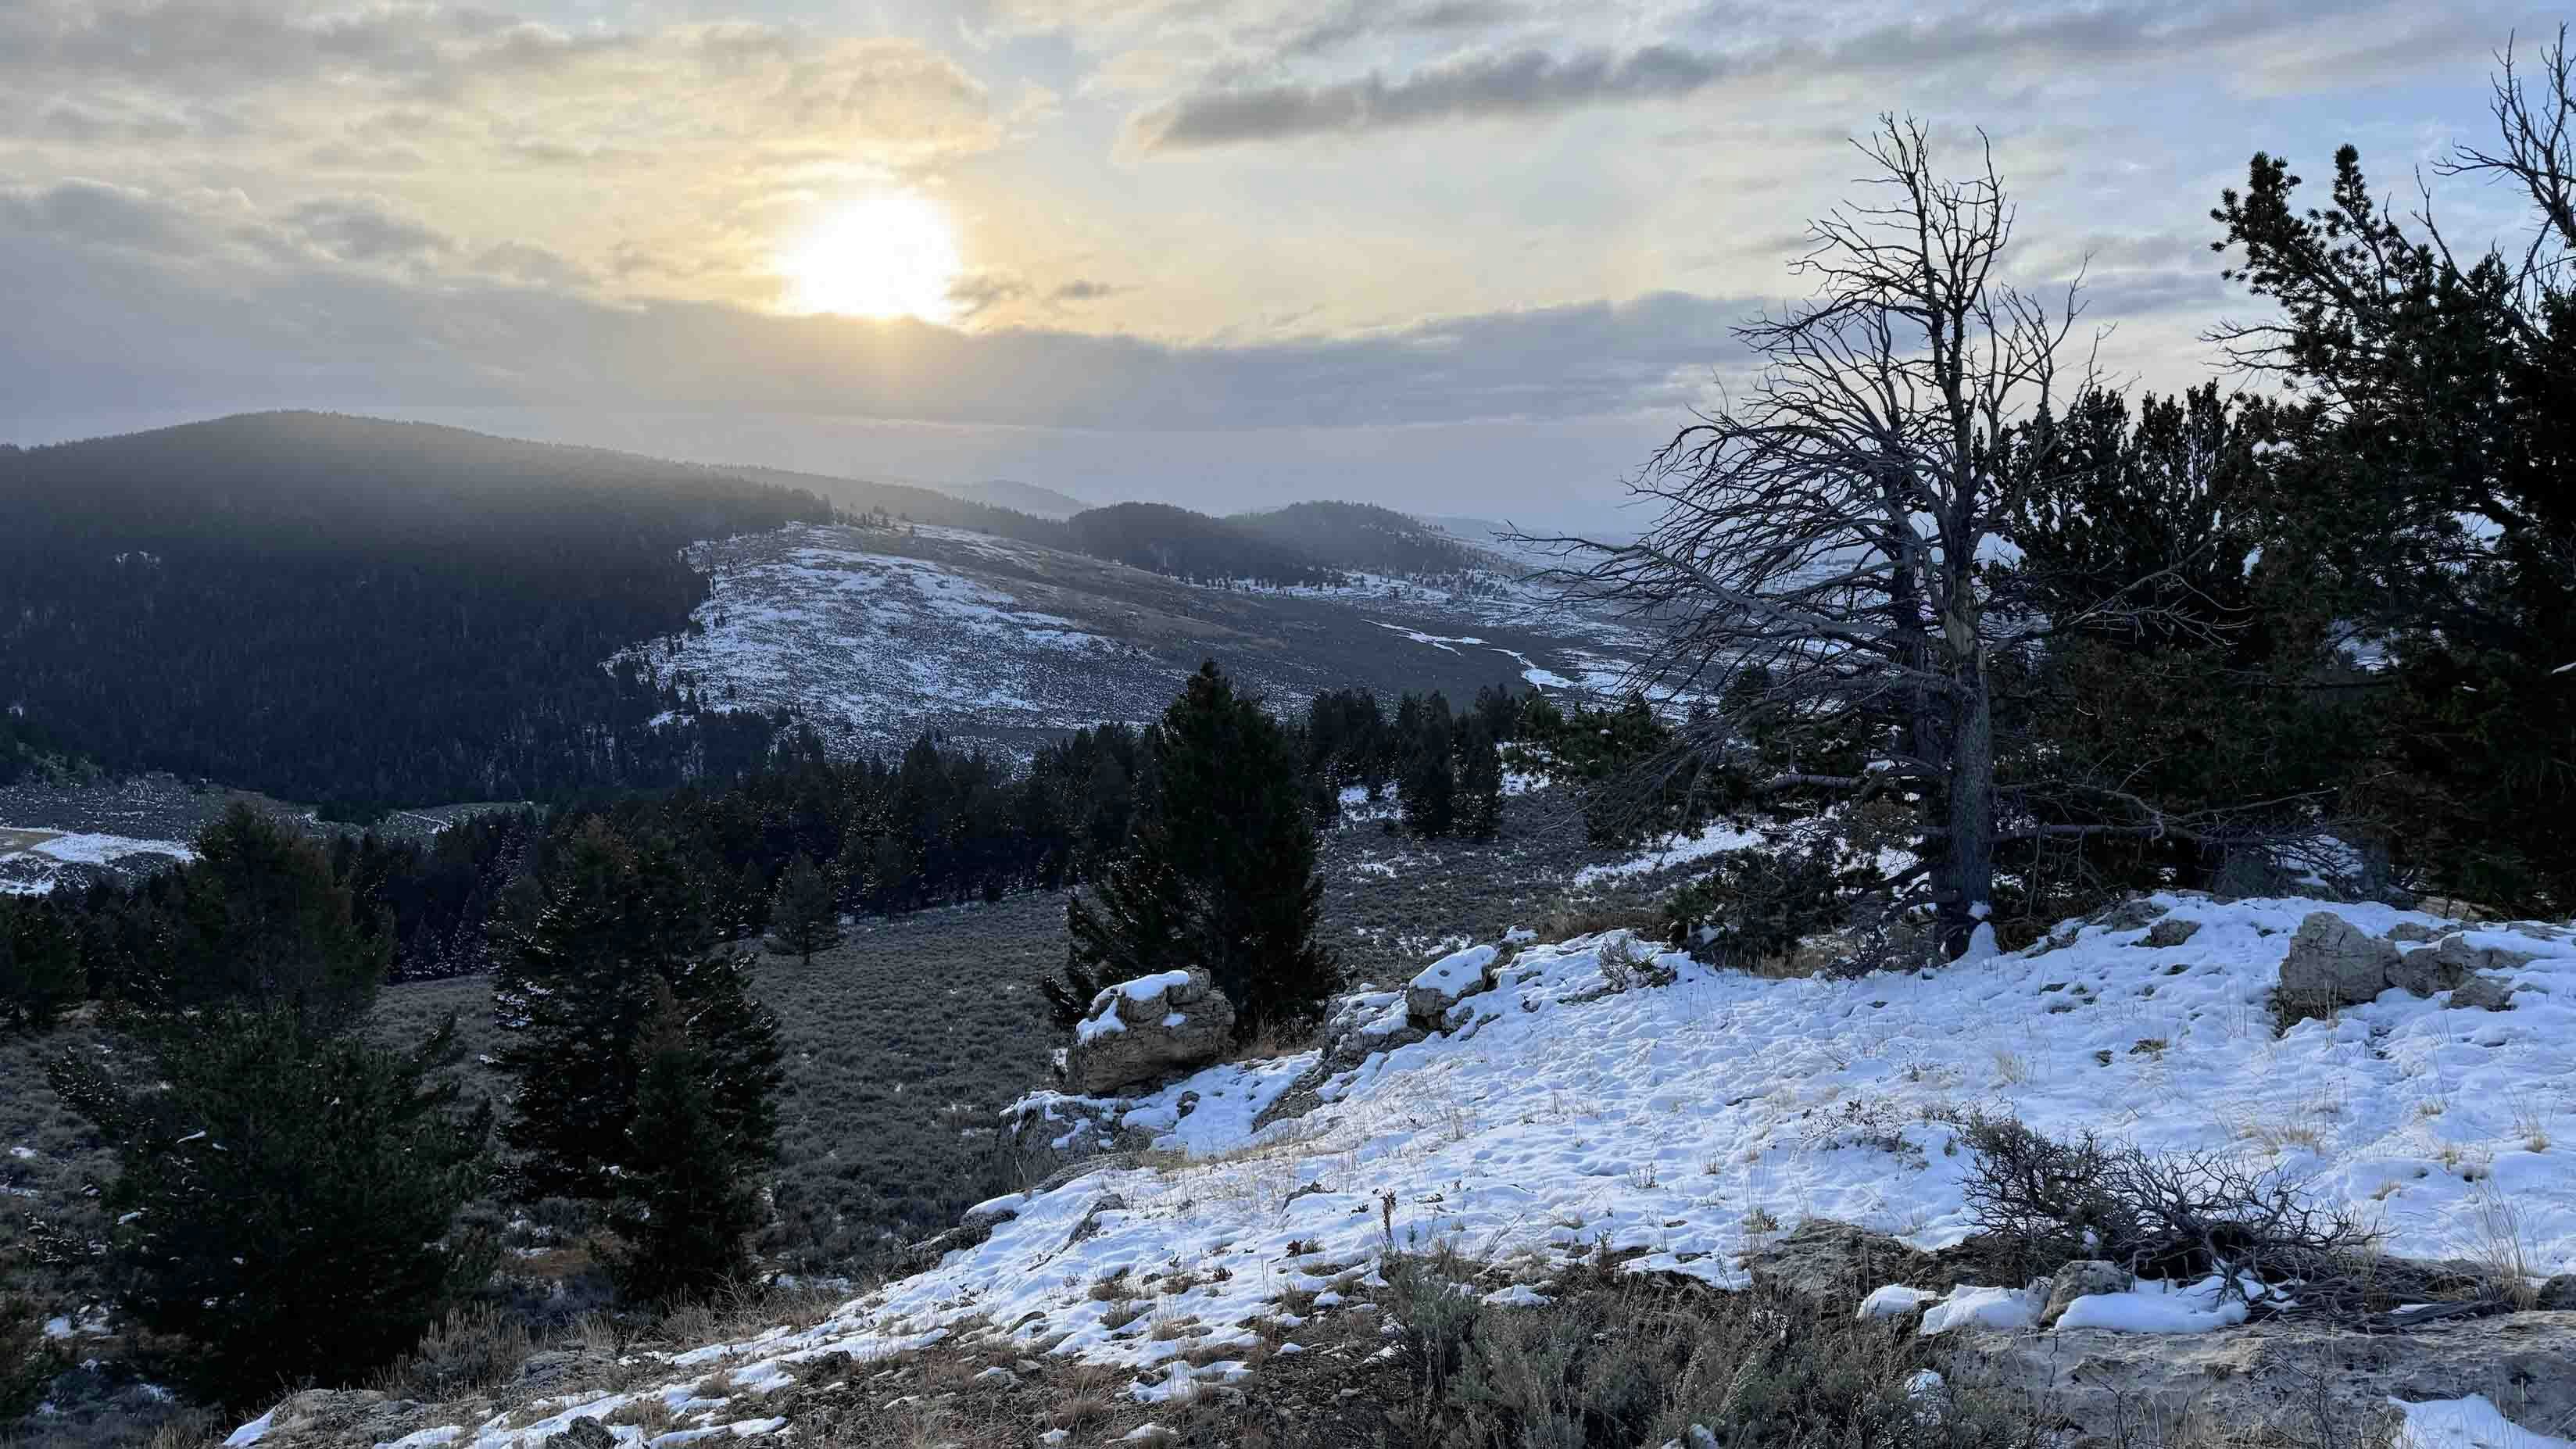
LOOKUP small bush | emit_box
[374,1304,532,1401]
[1959,1115,2375,1297]
[0,1296,63,1422]
[1383,1258,2041,1449]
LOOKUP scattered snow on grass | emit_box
[1571,820,1767,885]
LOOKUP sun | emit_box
[778,192,963,324]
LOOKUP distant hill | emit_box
[1229,501,1493,576]
[935,478,1092,521]
[0,411,830,814]
[1066,503,1341,588]
[718,465,1075,548]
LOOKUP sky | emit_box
[0,0,2551,523]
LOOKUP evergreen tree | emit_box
[1061,664,1335,1038]
[1456,718,1504,841]
[764,853,841,964]
[45,1006,490,1405]
[0,896,83,1032]
[492,821,782,1201]
[1401,693,1458,836]
[170,803,388,1025]
[607,982,763,1305]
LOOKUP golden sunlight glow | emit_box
[778,192,964,323]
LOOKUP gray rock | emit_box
[2449,973,2517,1011]
[2386,921,2441,943]
[546,1419,617,1449]
[2539,1275,2576,1311]
[2277,912,2402,1015]
[1950,1311,2576,1449]
[2038,1260,2132,1328]
[515,1350,618,1395]
[1067,1191,1129,1247]
[1062,968,1236,1093]
[2091,898,2170,932]
[2140,918,2202,949]
[2434,932,2540,978]
[1741,1220,1942,1304]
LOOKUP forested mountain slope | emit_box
[1227,499,1494,576]
[0,412,829,816]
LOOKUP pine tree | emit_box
[170,803,388,1025]
[607,982,762,1305]
[492,821,782,1201]
[1062,663,1335,1038]
[0,896,83,1032]
[46,1005,490,1405]
[764,853,841,964]
[1401,694,1457,836]
[1456,718,1504,841]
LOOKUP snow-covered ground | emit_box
[0,828,195,895]
[320,894,2576,1447]
[613,525,1163,757]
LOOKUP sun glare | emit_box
[778,192,964,324]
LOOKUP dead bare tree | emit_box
[1522,116,2098,954]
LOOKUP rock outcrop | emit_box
[2278,913,2552,1020]
[1062,968,1236,1094]
[1952,1311,2576,1449]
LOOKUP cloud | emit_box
[1117,0,2513,153]
[1126,43,1726,151]
[0,177,195,252]
[286,197,450,263]
[1047,278,1125,303]
[0,186,1754,429]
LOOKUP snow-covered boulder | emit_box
[1063,969,1236,1094]
[1407,943,1500,1025]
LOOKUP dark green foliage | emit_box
[1512,692,1751,847]
[1664,846,1857,969]
[2213,134,2576,908]
[606,984,764,1305]
[1063,663,1336,1039]
[0,412,828,818]
[0,896,84,1032]
[1455,719,1503,841]
[0,1296,63,1422]
[764,854,842,964]
[1401,693,1458,836]
[0,713,90,788]
[491,821,783,1202]
[44,1006,491,1407]
[166,803,388,1025]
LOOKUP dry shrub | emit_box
[1381,1257,2045,1449]
[1959,1115,2380,1310]
[373,1304,532,1401]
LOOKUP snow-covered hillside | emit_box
[284,894,2576,1447]
[614,522,1640,759]
[614,524,1158,757]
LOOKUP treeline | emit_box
[10,678,1534,1004]
[0,412,828,818]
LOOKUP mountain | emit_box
[1228,500,1495,576]
[0,411,829,815]
[933,478,1092,521]
[716,464,1075,548]
[1064,502,1340,588]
